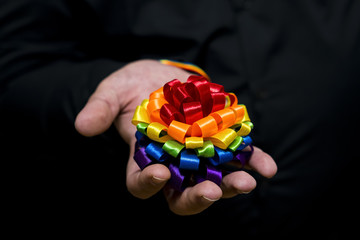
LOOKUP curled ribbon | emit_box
[132,60,254,192]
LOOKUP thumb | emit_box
[75,80,121,137]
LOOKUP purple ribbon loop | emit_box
[168,163,186,192]
[133,131,254,192]
[234,144,254,166]
[134,147,153,170]
[195,164,222,186]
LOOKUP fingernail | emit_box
[152,176,167,184]
[238,190,251,194]
[202,195,220,202]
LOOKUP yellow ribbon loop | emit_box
[131,68,255,192]
[147,122,172,143]
[207,128,238,149]
[240,104,251,122]
[131,74,254,160]
[225,95,231,108]
[140,99,149,108]
[131,104,150,125]
[185,137,204,149]
[236,123,252,136]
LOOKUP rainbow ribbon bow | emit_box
[131,61,254,191]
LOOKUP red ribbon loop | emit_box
[182,101,203,124]
[160,75,239,127]
[185,76,212,116]
[163,79,182,105]
[209,82,224,93]
[172,84,193,109]
[160,103,185,125]
[210,92,226,112]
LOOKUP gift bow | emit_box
[131,62,254,191]
[132,76,251,148]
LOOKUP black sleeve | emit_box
[0,1,124,144]
[0,1,138,226]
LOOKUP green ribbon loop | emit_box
[162,140,185,158]
[195,140,215,158]
[228,136,243,152]
[137,122,149,135]
[243,121,254,129]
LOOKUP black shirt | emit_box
[1,0,359,238]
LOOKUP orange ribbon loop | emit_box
[167,120,191,144]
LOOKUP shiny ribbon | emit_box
[133,131,253,192]
[132,60,255,192]
[160,59,211,81]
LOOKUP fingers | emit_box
[75,59,191,138]
[126,145,277,215]
[126,143,171,199]
[247,146,277,178]
[164,180,222,216]
[125,144,277,214]
[126,140,222,214]
[220,146,277,198]
[73,58,278,216]
[127,163,171,199]
[221,171,257,198]
[75,80,121,137]
[161,146,277,214]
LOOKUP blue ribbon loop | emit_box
[145,142,168,162]
[179,149,200,170]
[133,131,253,192]
[237,135,253,151]
[208,147,234,166]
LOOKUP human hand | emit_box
[75,59,277,215]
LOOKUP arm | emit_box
[0,1,123,139]
[1,0,277,215]
[75,59,277,215]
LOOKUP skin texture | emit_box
[75,59,277,215]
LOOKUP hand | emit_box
[75,59,277,215]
